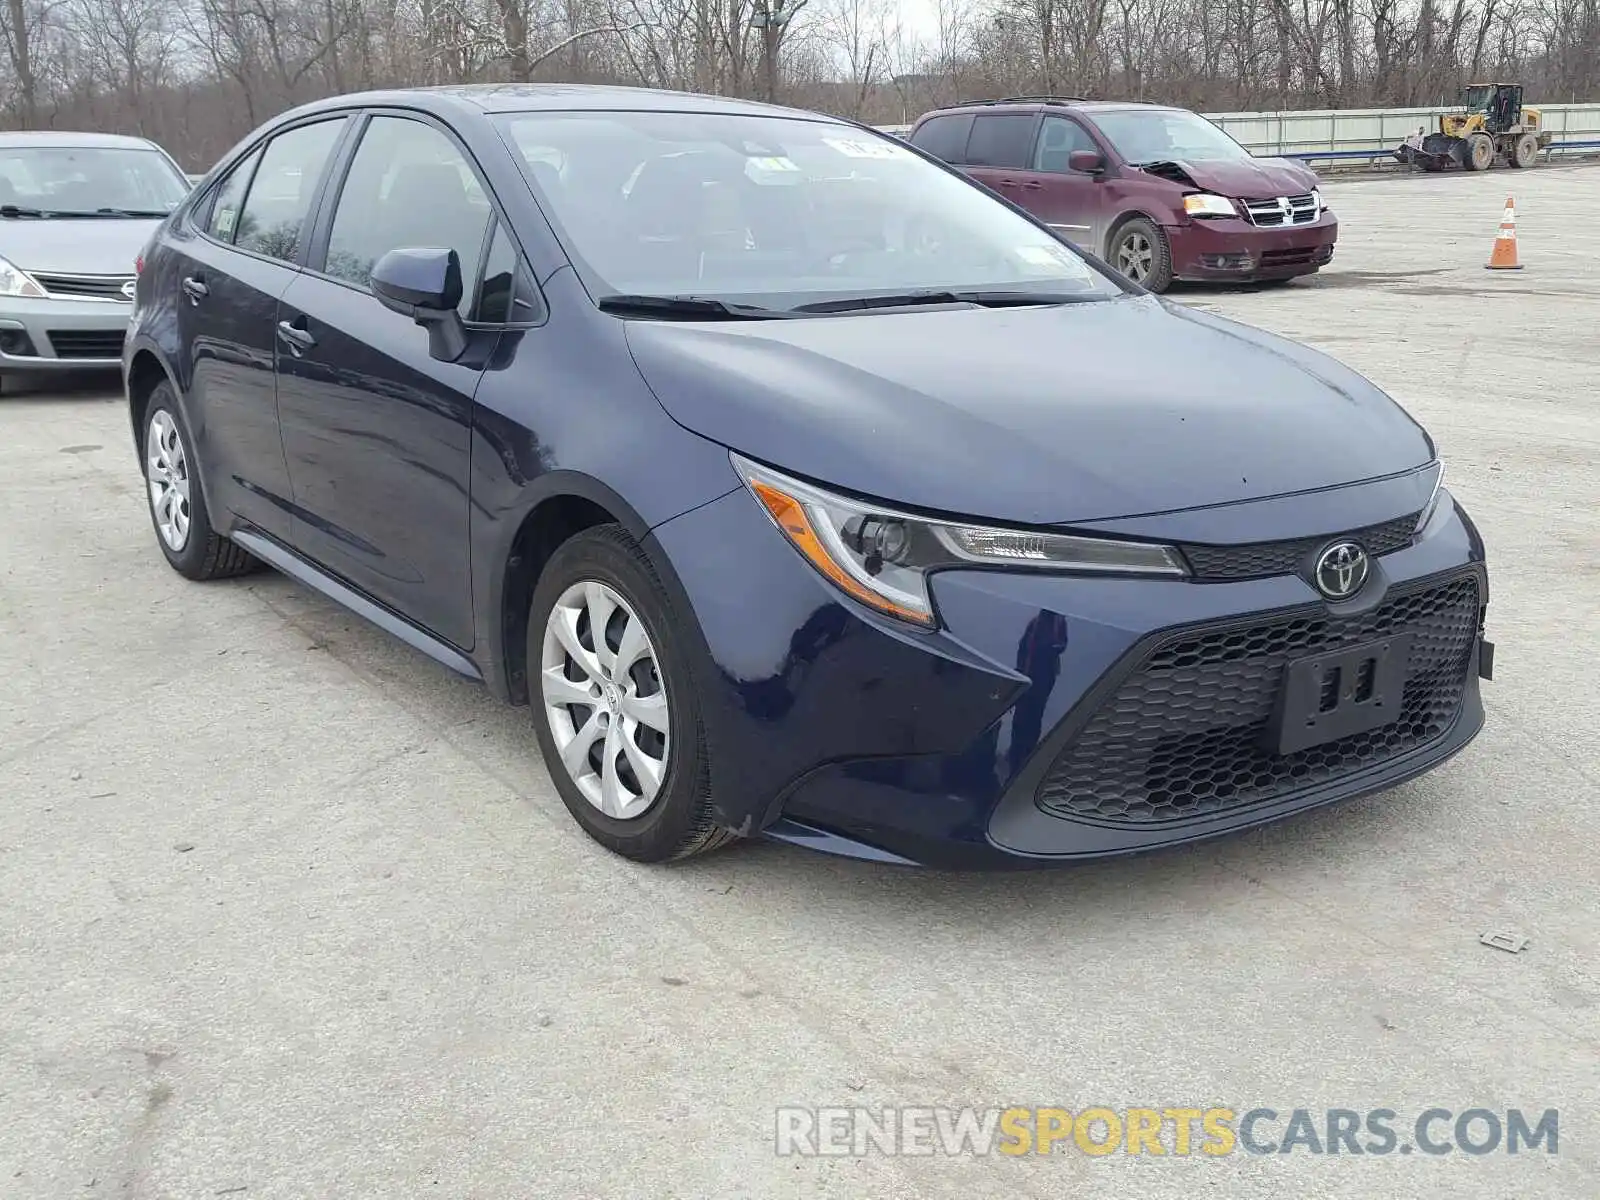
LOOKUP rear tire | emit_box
[1107,217,1173,293]
[1512,133,1538,169]
[527,524,734,863]
[141,383,258,581]
[1464,133,1494,171]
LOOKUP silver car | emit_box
[0,131,190,389]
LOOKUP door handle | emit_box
[996,178,1019,187]
[181,276,208,303]
[1020,180,1043,190]
[276,318,317,356]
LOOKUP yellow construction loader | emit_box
[1393,83,1553,172]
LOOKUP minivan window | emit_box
[908,113,974,164]
[1093,109,1250,164]
[322,115,491,314]
[497,111,1121,311]
[234,119,346,263]
[964,114,1037,169]
[1034,118,1098,172]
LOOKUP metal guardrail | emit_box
[875,102,1600,163]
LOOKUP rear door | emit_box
[173,117,349,542]
[274,111,497,650]
[960,112,1042,207]
[1028,115,1107,251]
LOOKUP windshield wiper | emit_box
[791,290,1101,314]
[0,204,48,218]
[596,293,786,320]
[87,207,172,218]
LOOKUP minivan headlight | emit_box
[1312,187,1328,213]
[0,255,46,298]
[1183,194,1237,218]
[732,455,1188,628]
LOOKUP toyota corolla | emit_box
[124,85,1492,867]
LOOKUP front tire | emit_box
[142,383,257,580]
[527,524,733,863]
[1108,217,1173,293]
[1464,133,1494,171]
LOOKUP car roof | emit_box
[282,83,847,123]
[0,130,163,150]
[917,99,1184,120]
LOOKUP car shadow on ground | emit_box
[0,370,122,401]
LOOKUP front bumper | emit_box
[1166,213,1339,282]
[649,482,1488,868]
[0,296,131,371]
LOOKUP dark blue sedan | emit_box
[124,85,1492,867]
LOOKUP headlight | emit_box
[1183,194,1237,218]
[732,455,1188,628]
[1312,187,1328,213]
[0,255,46,298]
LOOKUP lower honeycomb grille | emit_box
[1034,573,1481,826]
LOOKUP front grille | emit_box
[34,273,134,300]
[1034,573,1480,826]
[1243,194,1319,227]
[1181,514,1419,581]
[46,330,126,359]
[1259,247,1317,267]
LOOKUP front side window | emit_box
[496,111,1122,312]
[234,119,346,264]
[0,145,188,217]
[1091,109,1250,165]
[1034,118,1098,172]
[323,116,493,315]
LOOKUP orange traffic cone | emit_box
[1486,196,1522,270]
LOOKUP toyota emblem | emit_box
[1313,541,1370,600]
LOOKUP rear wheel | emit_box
[1512,133,1538,169]
[527,524,734,863]
[1464,133,1494,171]
[1108,217,1172,293]
[142,384,258,580]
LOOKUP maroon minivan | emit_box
[906,98,1338,292]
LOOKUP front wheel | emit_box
[1108,217,1173,292]
[527,524,733,863]
[1464,133,1494,171]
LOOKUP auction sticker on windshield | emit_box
[823,138,907,160]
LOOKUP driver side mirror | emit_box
[1068,150,1105,175]
[371,246,468,363]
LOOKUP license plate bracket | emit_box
[1270,633,1414,756]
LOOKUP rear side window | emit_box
[322,115,493,317]
[203,148,261,243]
[909,114,974,164]
[1035,117,1098,172]
[234,119,346,264]
[965,114,1038,169]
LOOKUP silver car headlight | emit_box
[732,454,1188,628]
[0,255,46,298]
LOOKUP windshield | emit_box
[1093,109,1250,164]
[1463,86,1495,110]
[495,111,1122,310]
[0,145,189,216]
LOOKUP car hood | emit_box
[1149,156,1320,200]
[0,217,158,275]
[625,296,1434,527]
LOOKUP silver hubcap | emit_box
[146,410,191,552]
[541,581,670,821]
[1116,232,1153,281]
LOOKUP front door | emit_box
[275,113,497,651]
[1028,116,1107,252]
[173,117,348,541]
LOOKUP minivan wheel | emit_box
[1109,218,1173,292]
[142,384,257,580]
[527,524,733,863]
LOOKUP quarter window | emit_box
[909,114,975,164]
[471,221,539,324]
[234,119,346,263]
[204,148,261,243]
[323,116,492,316]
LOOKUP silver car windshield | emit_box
[0,146,189,217]
[495,111,1123,309]
[1094,110,1250,164]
